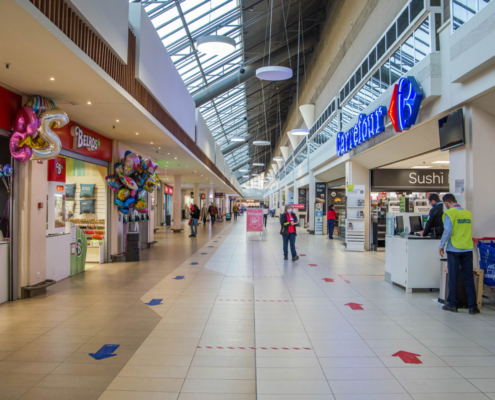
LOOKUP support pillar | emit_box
[193,183,200,206]
[345,160,370,249]
[173,175,182,232]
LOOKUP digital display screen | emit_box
[439,109,465,151]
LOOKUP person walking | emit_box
[233,204,238,220]
[420,193,444,237]
[439,194,480,314]
[327,204,337,239]
[263,205,269,227]
[189,204,200,237]
[209,203,217,226]
[280,204,299,262]
[200,204,208,226]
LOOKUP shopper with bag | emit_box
[208,203,217,226]
[280,205,299,262]
[189,204,200,237]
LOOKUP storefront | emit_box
[327,181,346,239]
[163,185,173,225]
[46,121,113,281]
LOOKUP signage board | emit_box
[337,77,423,156]
[246,209,263,232]
[215,193,225,198]
[53,121,112,162]
[47,157,66,182]
[292,204,306,210]
[298,188,307,212]
[371,169,449,191]
[315,203,324,235]
[315,183,326,213]
[163,185,173,195]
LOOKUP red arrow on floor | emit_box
[309,264,317,267]
[392,351,422,364]
[345,302,364,310]
[322,278,334,282]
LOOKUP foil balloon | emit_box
[105,175,122,191]
[137,190,147,200]
[10,106,38,162]
[114,163,124,175]
[24,95,56,116]
[3,165,12,177]
[117,188,130,202]
[130,189,137,198]
[124,197,136,208]
[144,174,159,193]
[123,152,139,176]
[114,198,125,208]
[118,172,138,191]
[118,207,129,214]
[135,200,148,213]
[30,108,68,161]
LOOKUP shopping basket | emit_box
[474,237,495,287]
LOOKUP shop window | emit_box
[369,48,377,69]
[380,63,391,92]
[377,37,386,61]
[390,51,402,85]
[397,8,409,37]
[361,58,369,77]
[355,68,362,87]
[386,23,397,50]
[349,75,355,93]
[410,0,425,22]
[401,34,415,72]
[414,16,430,63]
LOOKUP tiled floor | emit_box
[1,216,495,399]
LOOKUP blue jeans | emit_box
[263,214,268,227]
[190,218,198,235]
[283,233,297,258]
[447,251,477,309]
[328,219,335,239]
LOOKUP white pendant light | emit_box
[196,35,236,56]
[252,163,264,166]
[255,0,293,82]
[290,128,310,136]
[256,66,293,81]
[231,137,246,142]
[273,156,284,161]
[253,140,270,146]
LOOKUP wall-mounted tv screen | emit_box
[439,109,465,151]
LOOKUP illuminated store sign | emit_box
[389,76,423,132]
[336,77,423,156]
[336,106,387,156]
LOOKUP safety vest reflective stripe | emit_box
[443,207,473,250]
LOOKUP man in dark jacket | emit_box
[280,205,299,261]
[421,193,444,237]
[208,204,216,226]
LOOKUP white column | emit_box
[173,175,182,232]
[450,105,495,238]
[345,161,370,249]
[193,183,200,206]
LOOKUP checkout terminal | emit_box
[386,213,442,292]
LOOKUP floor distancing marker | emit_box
[338,274,351,283]
[218,299,292,302]
[226,276,282,278]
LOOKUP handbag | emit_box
[188,219,192,226]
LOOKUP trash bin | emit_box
[165,214,171,226]
[126,232,140,262]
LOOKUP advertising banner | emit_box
[246,209,263,232]
[315,203,324,235]
[292,204,305,210]
[70,225,87,276]
[298,188,307,212]
[315,182,327,213]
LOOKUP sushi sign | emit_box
[337,77,423,156]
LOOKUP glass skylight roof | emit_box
[137,0,249,168]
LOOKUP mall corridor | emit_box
[0,217,493,399]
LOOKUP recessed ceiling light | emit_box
[412,166,432,169]
[159,147,161,149]
[136,132,139,135]
[151,142,153,144]
[116,119,119,122]
[175,157,177,160]
[50,77,55,81]
[432,161,449,164]
[87,101,92,105]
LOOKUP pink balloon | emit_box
[10,106,39,162]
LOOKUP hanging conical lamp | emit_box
[256,0,293,81]
[289,4,309,136]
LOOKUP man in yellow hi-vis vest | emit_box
[439,194,480,314]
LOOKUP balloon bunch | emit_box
[9,95,69,162]
[105,151,159,214]
[0,165,13,193]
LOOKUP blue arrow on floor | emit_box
[145,299,163,306]
[201,253,207,255]
[89,344,119,360]
[173,276,185,280]
[190,262,198,265]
